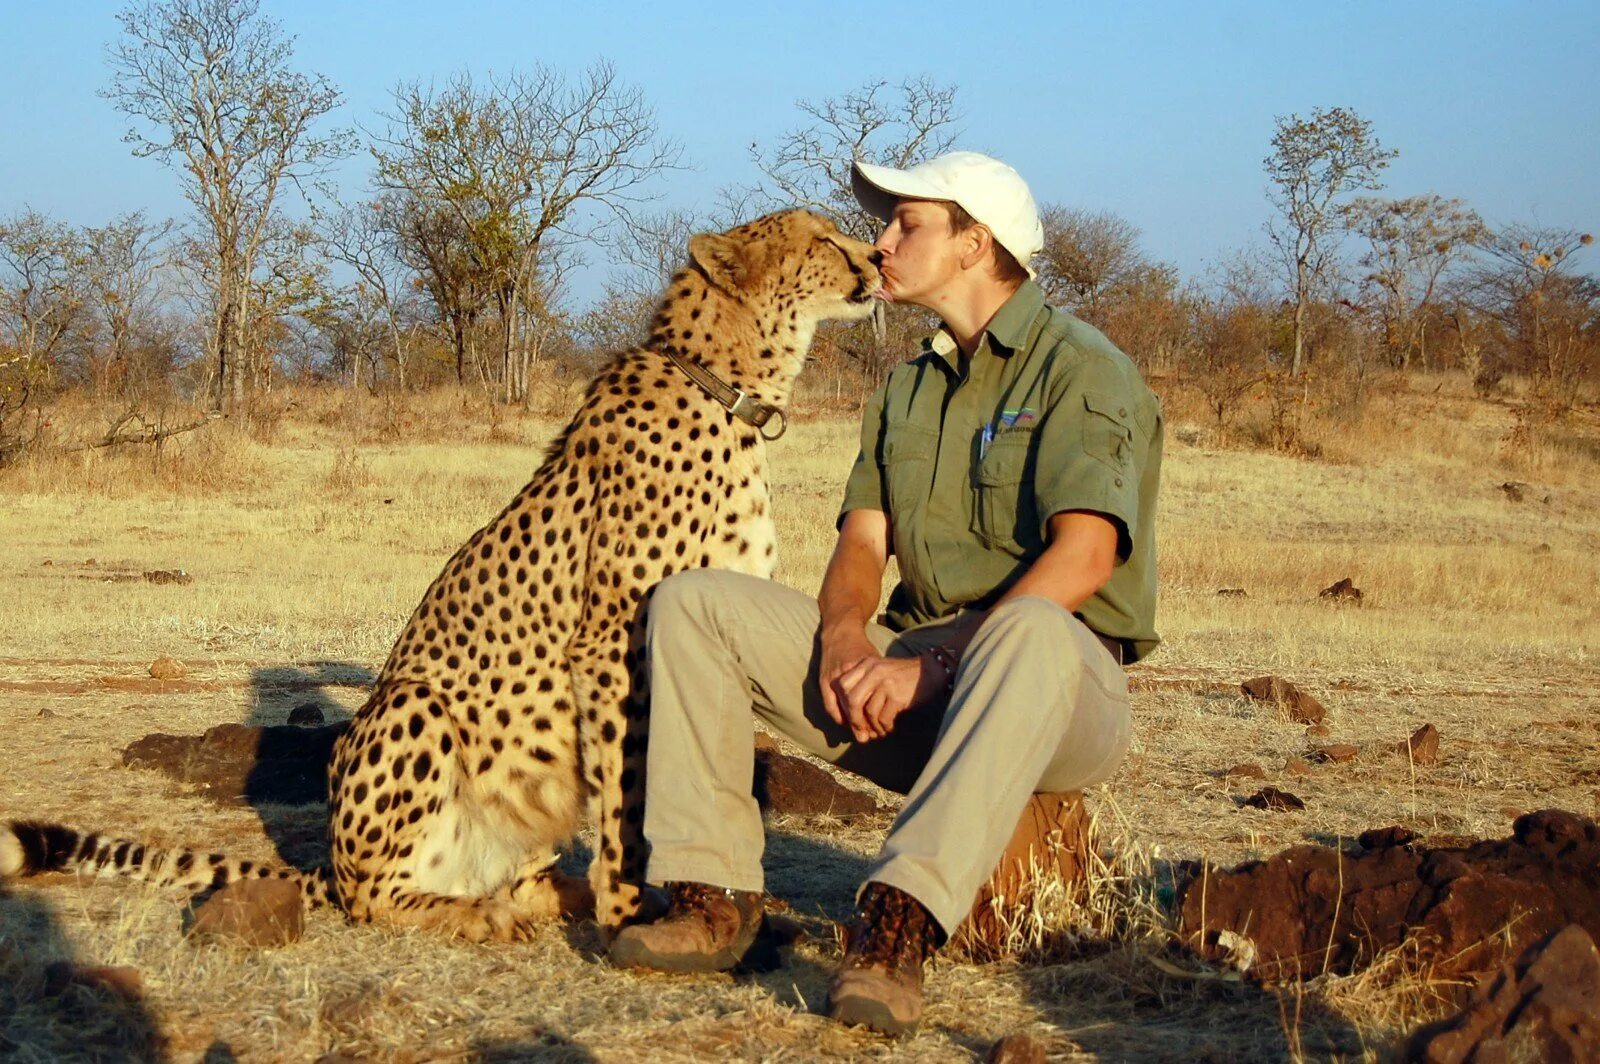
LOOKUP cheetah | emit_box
[1,209,883,941]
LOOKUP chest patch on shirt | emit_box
[999,408,1037,429]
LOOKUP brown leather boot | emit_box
[607,881,764,973]
[826,882,942,1036]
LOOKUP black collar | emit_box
[661,348,787,440]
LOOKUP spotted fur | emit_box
[2,210,882,941]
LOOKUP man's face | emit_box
[872,200,968,308]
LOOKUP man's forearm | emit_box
[818,536,886,640]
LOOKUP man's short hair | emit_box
[943,203,1029,285]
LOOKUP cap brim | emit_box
[850,160,952,223]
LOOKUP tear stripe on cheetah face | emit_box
[1,210,881,942]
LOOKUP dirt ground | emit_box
[1,385,1596,1061]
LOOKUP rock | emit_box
[1174,424,1205,446]
[1318,578,1363,603]
[987,1032,1049,1064]
[42,962,144,1000]
[286,703,326,726]
[1407,924,1600,1063]
[1283,757,1313,776]
[1500,481,1527,503]
[1178,810,1600,986]
[1395,723,1440,766]
[188,878,304,947]
[1305,723,1331,739]
[957,791,1090,958]
[123,721,348,805]
[1358,825,1418,850]
[1310,744,1360,764]
[1225,763,1267,780]
[752,748,879,818]
[1240,676,1326,724]
[1244,787,1305,812]
[1216,587,1248,598]
[142,569,193,585]
[148,656,187,680]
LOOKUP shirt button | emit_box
[1115,477,1124,487]
[1119,407,1128,418]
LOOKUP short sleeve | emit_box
[1032,360,1145,560]
[837,380,890,527]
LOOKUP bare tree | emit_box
[1183,252,1275,428]
[0,210,88,383]
[1343,194,1484,370]
[750,77,961,242]
[371,63,680,402]
[319,201,416,390]
[0,210,88,460]
[1035,207,1148,316]
[1264,106,1396,374]
[105,0,354,412]
[81,211,177,397]
[1468,223,1596,408]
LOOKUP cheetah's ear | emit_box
[688,233,752,294]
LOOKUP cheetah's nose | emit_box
[868,250,885,267]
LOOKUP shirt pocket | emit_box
[970,427,1039,558]
[882,423,938,519]
[1083,391,1136,474]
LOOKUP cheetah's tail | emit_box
[0,819,336,910]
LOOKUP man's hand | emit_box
[819,626,879,731]
[831,653,945,742]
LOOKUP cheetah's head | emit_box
[686,210,882,326]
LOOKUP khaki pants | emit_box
[641,569,1133,934]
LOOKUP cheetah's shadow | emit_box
[241,660,375,874]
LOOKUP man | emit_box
[609,151,1163,1036]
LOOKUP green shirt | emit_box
[839,280,1163,662]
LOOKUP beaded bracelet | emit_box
[924,644,959,695]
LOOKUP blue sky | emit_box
[3,1,1597,307]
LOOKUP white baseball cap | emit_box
[851,151,1044,276]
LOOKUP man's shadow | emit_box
[0,882,163,1061]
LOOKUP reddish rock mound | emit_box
[1177,810,1600,985]
[1407,924,1600,1063]
[1241,675,1326,724]
[752,736,880,818]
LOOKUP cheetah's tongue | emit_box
[871,300,887,345]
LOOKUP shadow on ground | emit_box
[0,882,163,1061]
[242,661,374,874]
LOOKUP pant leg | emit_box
[865,596,1133,935]
[643,569,921,892]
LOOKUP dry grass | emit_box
[1,375,1597,1061]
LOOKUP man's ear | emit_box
[958,225,993,272]
[688,233,751,294]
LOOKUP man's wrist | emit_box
[922,644,958,695]
[820,611,872,645]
